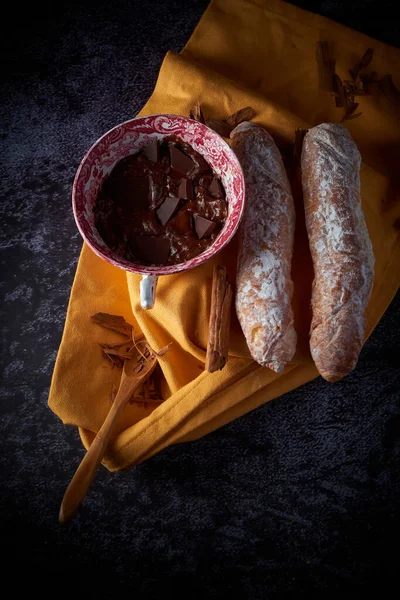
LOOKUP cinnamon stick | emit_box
[226,106,256,127]
[91,313,133,337]
[206,118,233,138]
[205,265,232,372]
[316,41,336,92]
[189,103,206,124]
[350,47,374,81]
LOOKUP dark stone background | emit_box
[1,1,399,597]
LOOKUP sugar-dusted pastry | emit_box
[231,122,297,373]
[301,123,374,382]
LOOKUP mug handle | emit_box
[140,274,158,309]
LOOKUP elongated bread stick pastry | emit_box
[301,123,374,382]
[231,122,297,373]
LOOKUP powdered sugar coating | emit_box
[231,122,297,372]
[302,123,374,382]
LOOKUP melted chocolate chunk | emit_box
[194,215,217,239]
[178,178,193,200]
[194,154,209,172]
[169,145,194,175]
[143,139,159,163]
[209,177,223,198]
[156,196,180,226]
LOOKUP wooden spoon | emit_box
[59,346,157,524]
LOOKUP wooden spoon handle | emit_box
[59,390,128,524]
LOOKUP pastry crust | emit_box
[301,123,374,382]
[231,122,297,373]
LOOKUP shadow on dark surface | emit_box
[1,0,400,596]
[285,0,399,47]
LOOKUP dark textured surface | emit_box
[287,0,399,46]
[1,0,399,596]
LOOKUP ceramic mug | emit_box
[72,114,245,308]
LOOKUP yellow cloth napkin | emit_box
[49,0,400,471]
